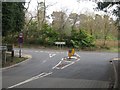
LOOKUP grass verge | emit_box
[2,53,27,68]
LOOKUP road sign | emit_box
[0,46,7,51]
[55,42,66,49]
[18,33,23,44]
[55,42,66,45]
[0,46,7,64]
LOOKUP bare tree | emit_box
[36,0,57,31]
[69,13,79,31]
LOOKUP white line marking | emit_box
[49,54,56,58]
[112,58,120,60]
[56,67,60,69]
[64,60,72,63]
[75,53,81,58]
[46,51,50,53]
[52,61,62,69]
[8,73,44,88]
[52,53,80,69]
[8,72,52,88]
[61,62,75,69]
[35,51,39,52]
[49,54,51,57]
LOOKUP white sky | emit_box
[25,0,117,22]
[25,0,98,14]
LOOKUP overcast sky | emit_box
[25,0,99,14]
[25,0,117,22]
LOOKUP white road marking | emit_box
[35,51,39,53]
[49,54,56,58]
[52,53,80,69]
[46,51,50,53]
[8,72,52,88]
[76,59,80,62]
[75,53,81,58]
[61,62,75,69]
[52,61,62,69]
[112,58,120,60]
[64,60,72,63]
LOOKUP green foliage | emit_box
[27,23,95,48]
[27,21,38,38]
[70,29,95,48]
[2,2,25,43]
[41,24,59,46]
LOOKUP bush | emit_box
[41,24,59,46]
[71,29,95,48]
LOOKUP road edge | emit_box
[1,54,32,70]
[111,58,119,88]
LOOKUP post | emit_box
[60,44,61,50]
[11,50,14,57]
[18,32,23,58]
[11,44,14,57]
[19,44,22,58]
[68,49,72,59]
[1,46,7,64]
[3,50,6,64]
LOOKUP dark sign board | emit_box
[18,33,23,44]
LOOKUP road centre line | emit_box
[8,72,52,89]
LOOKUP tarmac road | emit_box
[2,48,118,88]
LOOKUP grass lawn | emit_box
[2,53,27,68]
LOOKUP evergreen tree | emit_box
[2,2,25,36]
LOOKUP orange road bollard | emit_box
[71,48,75,56]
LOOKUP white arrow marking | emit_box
[49,54,56,58]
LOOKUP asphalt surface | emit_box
[2,48,118,88]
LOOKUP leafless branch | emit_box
[24,0,31,12]
[46,2,57,9]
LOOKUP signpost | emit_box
[55,42,66,49]
[18,32,23,58]
[0,46,7,64]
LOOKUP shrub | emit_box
[71,29,95,48]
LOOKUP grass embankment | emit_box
[2,53,27,68]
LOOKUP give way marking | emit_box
[8,72,52,88]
